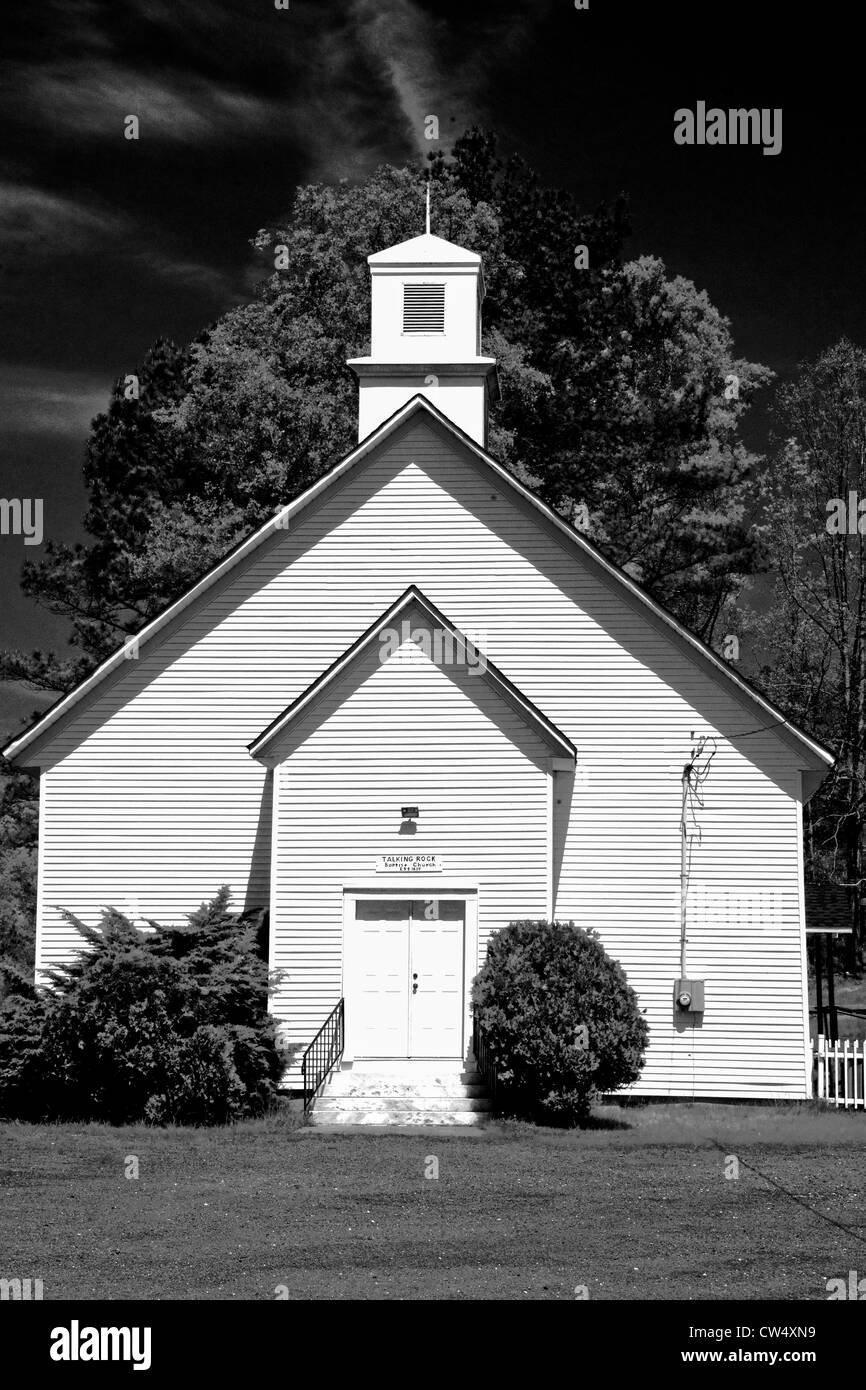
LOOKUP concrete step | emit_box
[309,1058,492,1127]
[341,1066,483,1084]
[315,1094,491,1113]
[324,1076,487,1098]
[308,1108,489,1127]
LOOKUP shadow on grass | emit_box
[0,1095,307,1140]
[494,1109,634,1135]
[579,1112,633,1131]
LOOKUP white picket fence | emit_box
[814,1035,866,1109]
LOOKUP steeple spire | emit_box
[346,221,499,447]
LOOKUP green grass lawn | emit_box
[1,1102,863,1300]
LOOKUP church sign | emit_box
[375,854,443,874]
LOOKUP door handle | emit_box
[412,973,418,994]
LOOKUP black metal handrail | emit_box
[301,998,345,1114]
[472,1013,498,1106]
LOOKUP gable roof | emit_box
[2,394,835,772]
[248,585,576,763]
[367,232,481,267]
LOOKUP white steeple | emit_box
[347,202,498,446]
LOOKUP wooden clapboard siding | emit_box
[267,637,551,1082]
[33,412,812,1096]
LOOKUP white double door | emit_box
[351,898,466,1058]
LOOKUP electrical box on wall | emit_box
[674,979,705,1014]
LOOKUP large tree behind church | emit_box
[730,339,866,963]
[1,130,769,703]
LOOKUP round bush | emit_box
[472,919,649,1125]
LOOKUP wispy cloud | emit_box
[0,181,241,305]
[3,0,536,170]
[131,247,243,302]
[348,0,463,155]
[15,63,281,144]
[347,0,536,157]
[0,183,128,248]
[0,365,111,436]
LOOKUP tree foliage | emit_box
[0,761,38,994]
[732,338,866,960]
[0,889,286,1123]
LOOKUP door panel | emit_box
[353,899,410,1056]
[409,900,465,1057]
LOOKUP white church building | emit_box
[4,221,834,1101]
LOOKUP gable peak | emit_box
[367,232,482,267]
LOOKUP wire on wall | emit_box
[680,733,718,978]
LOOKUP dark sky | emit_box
[1,0,864,692]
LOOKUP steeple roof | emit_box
[367,232,481,266]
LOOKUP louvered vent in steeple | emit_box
[402,282,445,333]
